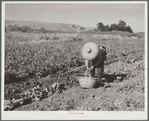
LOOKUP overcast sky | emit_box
[5,3,145,32]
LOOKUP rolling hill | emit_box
[5,20,89,32]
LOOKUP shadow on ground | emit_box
[102,73,127,83]
[94,73,127,88]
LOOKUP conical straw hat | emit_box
[82,42,99,61]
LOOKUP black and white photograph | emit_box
[1,1,148,120]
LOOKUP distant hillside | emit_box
[85,27,95,31]
[5,20,86,32]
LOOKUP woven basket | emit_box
[78,76,100,88]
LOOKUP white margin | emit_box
[2,1,147,4]
[1,1,148,120]
[1,1,5,118]
[145,1,148,119]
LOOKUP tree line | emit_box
[96,20,133,33]
[5,20,133,33]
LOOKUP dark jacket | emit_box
[90,47,107,68]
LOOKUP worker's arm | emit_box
[85,60,94,71]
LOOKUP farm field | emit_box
[4,31,145,111]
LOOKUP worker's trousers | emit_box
[90,67,104,78]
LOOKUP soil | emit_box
[5,60,144,111]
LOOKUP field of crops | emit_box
[4,31,145,111]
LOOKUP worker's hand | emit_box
[90,66,94,70]
[88,66,94,71]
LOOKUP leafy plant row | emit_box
[5,41,85,83]
[5,34,144,84]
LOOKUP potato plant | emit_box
[5,38,85,83]
[4,32,145,111]
[5,32,144,84]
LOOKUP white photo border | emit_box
[1,1,148,120]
